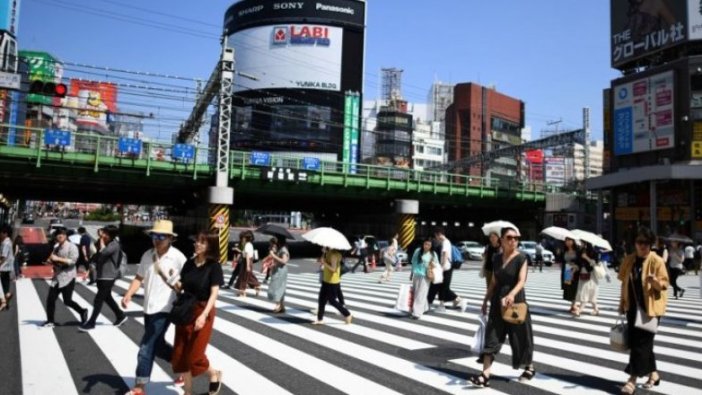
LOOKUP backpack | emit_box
[695,246,701,260]
[116,249,128,278]
[451,244,463,269]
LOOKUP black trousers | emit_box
[227,260,242,287]
[317,282,350,321]
[427,268,458,304]
[351,255,368,273]
[86,279,124,325]
[46,279,86,323]
[625,306,659,377]
[0,271,10,296]
[669,267,684,297]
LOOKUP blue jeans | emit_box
[136,312,171,385]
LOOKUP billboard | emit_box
[20,50,62,105]
[229,24,343,92]
[611,0,687,68]
[0,0,20,35]
[68,80,117,131]
[544,157,566,186]
[613,70,674,155]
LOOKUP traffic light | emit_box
[28,80,67,98]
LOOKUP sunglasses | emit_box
[505,235,520,241]
[151,233,168,241]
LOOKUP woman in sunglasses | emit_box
[471,227,535,387]
[617,227,668,394]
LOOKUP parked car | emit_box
[455,240,484,261]
[377,240,409,265]
[519,241,554,266]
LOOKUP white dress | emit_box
[576,259,599,304]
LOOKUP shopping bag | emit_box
[470,315,487,354]
[394,284,414,313]
[431,263,443,284]
[610,316,629,352]
[635,306,658,333]
[593,262,607,281]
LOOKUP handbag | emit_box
[168,261,211,325]
[430,262,443,284]
[501,302,528,325]
[593,262,607,281]
[394,284,414,313]
[629,272,658,333]
[610,316,629,352]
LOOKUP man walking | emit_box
[351,235,368,274]
[43,228,89,327]
[76,227,93,276]
[534,241,544,273]
[122,220,186,395]
[428,227,463,311]
[0,225,14,309]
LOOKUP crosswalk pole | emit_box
[396,199,419,251]
[209,204,230,264]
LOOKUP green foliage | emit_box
[85,207,120,221]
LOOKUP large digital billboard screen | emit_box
[229,24,343,92]
[68,80,118,132]
[613,70,674,155]
[611,0,687,68]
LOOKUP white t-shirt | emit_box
[441,238,451,271]
[0,238,14,272]
[136,246,187,315]
[684,245,695,259]
[244,242,255,261]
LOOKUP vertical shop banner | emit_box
[350,93,360,174]
[613,70,674,155]
[342,93,352,164]
[21,51,60,105]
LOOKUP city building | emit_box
[427,81,454,133]
[587,2,702,242]
[381,68,403,103]
[444,82,525,182]
[412,120,444,170]
[372,99,413,167]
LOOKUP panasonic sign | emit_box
[316,2,355,15]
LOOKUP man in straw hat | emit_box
[121,220,187,395]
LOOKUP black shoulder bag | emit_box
[168,262,211,326]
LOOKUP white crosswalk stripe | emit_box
[11,266,702,394]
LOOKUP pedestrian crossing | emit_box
[6,266,702,395]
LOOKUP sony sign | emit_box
[273,2,304,10]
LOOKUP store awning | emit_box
[585,163,702,190]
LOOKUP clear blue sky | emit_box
[18,0,618,140]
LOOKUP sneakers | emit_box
[78,323,95,332]
[41,321,56,328]
[114,315,128,327]
[80,309,89,325]
[435,304,446,313]
[452,297,463,309]
[125,387,146,395]
[174,375,184,387]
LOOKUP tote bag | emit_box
[395,284,414,313]
[470,314,487,354]
[610,316,629,352]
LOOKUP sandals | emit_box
[642,373,660,389]
[519,366,536,382]
[469,372,490,387]
[209,370,222,395]
[621,381,636,394]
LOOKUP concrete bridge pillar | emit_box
[209,186,234,264]
[395,199,419,251]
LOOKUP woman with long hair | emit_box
[234,230,260,298]
[379,233,399,283]
[470,227,535,387]
[171,232,224,395]
[266,236,290,313]
[561,237,581,314]
[618,227,668,394]
[574,242,600,316]
[409,237,437,319]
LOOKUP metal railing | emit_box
[0,124,559,198]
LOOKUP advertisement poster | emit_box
[544,157,566,186]
[20,50,62,105]
[610,0,687,67]
[689,0,702,40]
[68,80,117,131]
[613,70,674,155]
[229,24,343,92]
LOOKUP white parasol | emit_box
[571,229,613,251]
[540,226,579,242]
[482,220,519,237]
[302,227,352,250]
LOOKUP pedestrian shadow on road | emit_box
[80,373,129,395]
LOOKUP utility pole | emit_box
[208,34,234,264]
[583,107,591,182]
